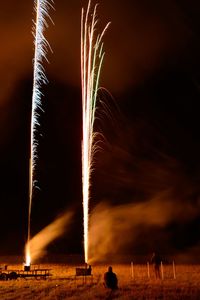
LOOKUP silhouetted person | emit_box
[151,252,161,279]
[104,266,118,290]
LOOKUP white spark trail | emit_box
[81,0,110,263]
[26,0,53,266]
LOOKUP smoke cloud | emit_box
[88,192,200,263]
[27,211,73,263]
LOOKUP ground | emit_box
[0,263,200,299]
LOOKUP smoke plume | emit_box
[27,211,73,263]
[88,192,200,263]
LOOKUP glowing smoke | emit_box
[25,212,73,263]
[26,0,53,266]
[81,0,110,263]
[88,191,200,263]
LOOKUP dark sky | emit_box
[0,0,200,258]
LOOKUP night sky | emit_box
[0,0,200,259]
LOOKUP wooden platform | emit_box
[0,268,51,280]
[75,267,93,284]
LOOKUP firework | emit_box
[26,0,53,266]
[81,0,110,263]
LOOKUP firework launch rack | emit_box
[0,266,52,280]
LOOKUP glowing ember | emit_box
[26,0,53,265]
[25,243,31,267]
[81,0,110,263]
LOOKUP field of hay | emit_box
[0,263,200,299]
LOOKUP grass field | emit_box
[0,263,200,299]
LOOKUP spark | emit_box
[26,0,53,266]
[81,0,110,263]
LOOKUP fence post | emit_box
[131,262,134,279]
[161,261,164,280]
[173,261,176,279]
[147,262,150,279]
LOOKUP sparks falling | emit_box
[26,0,53,266]
[81,0,110,263]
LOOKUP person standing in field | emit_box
[151,252,162,279]
[104,266,118,290]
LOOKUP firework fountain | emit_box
[81,0,110,263]
[25,0,53,266]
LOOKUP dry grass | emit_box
[0,263,200,299]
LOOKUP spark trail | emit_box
[25,0,53,266]
[81,0,110,263]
